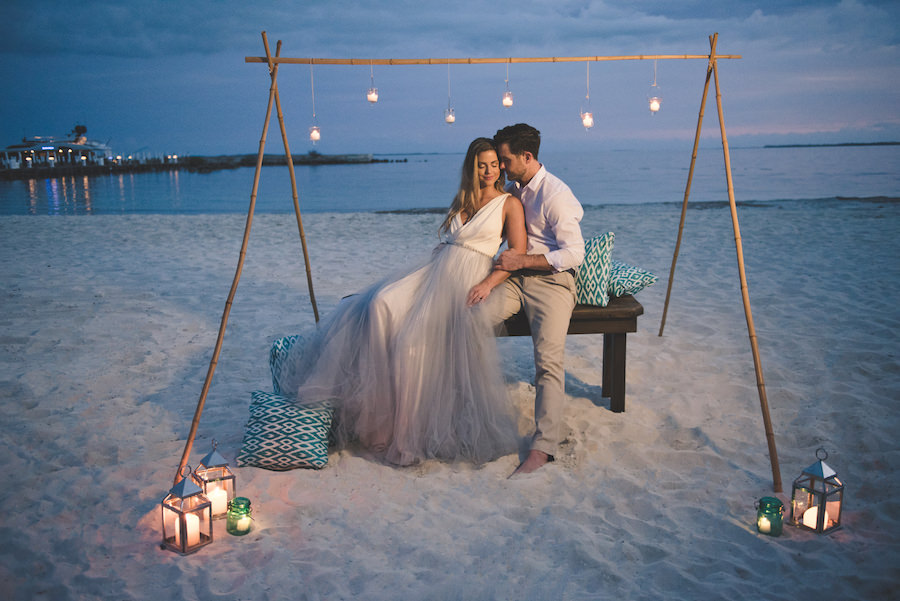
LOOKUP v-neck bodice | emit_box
[445,193,509,256]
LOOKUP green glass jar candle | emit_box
[226,497,253,536]
[756,496,784,536]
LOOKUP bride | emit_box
[275,137,526,466]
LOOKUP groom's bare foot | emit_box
[509,450,552,478]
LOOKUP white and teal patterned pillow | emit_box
[575,232,615,306]
[609,260,658,297]
[236,391,333,470]
[270,335,301,395]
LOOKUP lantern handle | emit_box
[181,465,192,479]
[816,447,828,461]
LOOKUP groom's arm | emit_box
[494,250,552,272]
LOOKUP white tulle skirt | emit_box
[274,242,519,466]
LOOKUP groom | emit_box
[491,123,585,476]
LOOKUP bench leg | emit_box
[602,333,612,395]
[602,333,627,413]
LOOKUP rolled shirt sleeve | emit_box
[513,166,585,273]
[544,194,585,272]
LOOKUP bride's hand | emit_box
[466,282,493,307]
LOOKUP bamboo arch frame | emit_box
[175,31,782,493]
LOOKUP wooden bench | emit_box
[501,295,644,413]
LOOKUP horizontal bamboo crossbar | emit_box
[245,54,741,66]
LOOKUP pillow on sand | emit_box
[575,232,615,306]
[609,260,658,297]
[236,391,333,470]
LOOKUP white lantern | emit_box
[309,126,321,142]
[444,108,456,124]
[161,466,213,555]
[649,95,661,113]
[194,440,236,519]
[790,448,844,534]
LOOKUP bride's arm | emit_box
[465,197,526,306]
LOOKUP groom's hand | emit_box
[494,249,527,272]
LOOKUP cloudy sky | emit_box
[3,0,898,156]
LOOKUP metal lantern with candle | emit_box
[161,466,213,555]
[755,496,784,536]
[226,497,254,536]
[790,448,844,534]
[194,440,235,519]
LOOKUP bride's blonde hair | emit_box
[440,137,505,235]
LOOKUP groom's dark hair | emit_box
[494,123,541,160]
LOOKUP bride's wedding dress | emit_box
[275,193,518,465]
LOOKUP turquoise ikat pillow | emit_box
[609,260,658,297]
[236,391,333,470]
[575,232,615,306]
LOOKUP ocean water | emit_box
[1,145,897,216]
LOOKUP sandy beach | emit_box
[1,198,899,600]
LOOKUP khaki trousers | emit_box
[489,270,576,456]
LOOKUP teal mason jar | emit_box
[226,497,253,536]
[756,496,784,536]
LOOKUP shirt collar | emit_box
[520,164,546,196]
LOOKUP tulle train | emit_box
[274,243,519,465]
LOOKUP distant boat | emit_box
[1,125,113,170]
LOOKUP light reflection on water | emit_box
[1,145,897,215]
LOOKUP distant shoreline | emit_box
[0,152,408,181]
[763,141,899,148]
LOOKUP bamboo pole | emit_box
[245,54,741,66]
[173,31,280,485]
[269,46,320,322]
[658,39,716,337]
[709,34,782,492]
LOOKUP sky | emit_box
[2,0,899,156]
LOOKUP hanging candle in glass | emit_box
[367,61,379,104]
[501,61,514,108]
[309,62,321,142]
[580,61,594,130]
[648,59,662,114]
[444,61,456,124]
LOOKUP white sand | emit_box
[1,198,899,600]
